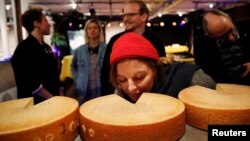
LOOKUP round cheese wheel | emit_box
[0,96,79,141]
[178,84,250,130]
[79,93,185,141]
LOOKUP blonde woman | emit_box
[71,19,106,104]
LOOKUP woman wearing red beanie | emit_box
[109,32,216,103]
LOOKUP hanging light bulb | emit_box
[119,22,124,27]
[71,2,77,10]
[147,22,151,27]
[107,23,111,27]
[158,13,162,17]
[160,22,165,27]
[5,4,11,10]
[177,12,183,17]
[172,22,177,26]
[209,3,214,8]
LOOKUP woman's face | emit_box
[86,22,100,39]
[116,59,155,102]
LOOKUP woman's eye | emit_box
[134,77,144,82]
[117,79,126,83]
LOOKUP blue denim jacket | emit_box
[71,42,106,102]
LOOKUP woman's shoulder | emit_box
[99,42,107,47]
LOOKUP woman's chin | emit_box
[130,93,143,102]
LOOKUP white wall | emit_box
[105,21,125,43]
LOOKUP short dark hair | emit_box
[21,8,43,33]
[128,0,149,15]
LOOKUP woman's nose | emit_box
[127,80,138,92]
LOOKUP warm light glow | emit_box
[69,22,73,27]
[107,23,111,27]
[181,20,186,25]
[79,24,83,28]
[71,3,77,9]
[147,22,151,27]
[160,22,165,27]
[119,22,124,27]
[209,3,214,8]
[5,4,11,10]
[158,13,162,17]
[177,12,183,17]
[172,22,177,26]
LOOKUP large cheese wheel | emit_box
[0,96,79,141]
[79,93,185,141]
[178,84,250,130]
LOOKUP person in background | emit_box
[71,19,106,104]
[101,0,166,95]
[11,8,61,104]
[194,9,250,85]
[109,32,216,103]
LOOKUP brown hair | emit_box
[21,8,43,33]
[126,0,149,21]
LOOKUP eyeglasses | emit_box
[212,27,238,42]
[122,13,141,19]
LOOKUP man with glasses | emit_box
[194,9,250,85]
[101,0,165,95]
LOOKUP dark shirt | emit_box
[117,61,201,101]
[154,62,200,97]
[101,30,166,95]
[11,35,60,104]
[194,34,250,85]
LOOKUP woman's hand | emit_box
[241,62,250,77]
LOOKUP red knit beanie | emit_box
[110,32,159,65]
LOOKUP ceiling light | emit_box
[147,22,151,27]
[209,3,214,8]
[79,24,83,28]
[107,23,111,27]
[71,3,77,9]
[5,4,11,10]
[172,22,177,26]
[177,12,183,17]
[119,22,124,27]
[158,13,162,17]
[160,22,165,27]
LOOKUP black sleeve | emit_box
[143,31,166,57]
[100,34,120,95]
[193,34,226,82]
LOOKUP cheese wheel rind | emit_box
[0,96,79,141]
[178,84,250,130]
[79,93,186,141]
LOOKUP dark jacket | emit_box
[101,30,166,95]
[154,61,200,97]
[11,35,60,104]
[194,34,250,85]
[117,61,203,103]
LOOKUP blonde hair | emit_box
[84,19,105,43]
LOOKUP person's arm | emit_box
[242,62,250,77]
[33,85,53,99]
[190,69,216,89]
[100,36,118,95]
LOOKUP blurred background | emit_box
[1,0,250,101]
